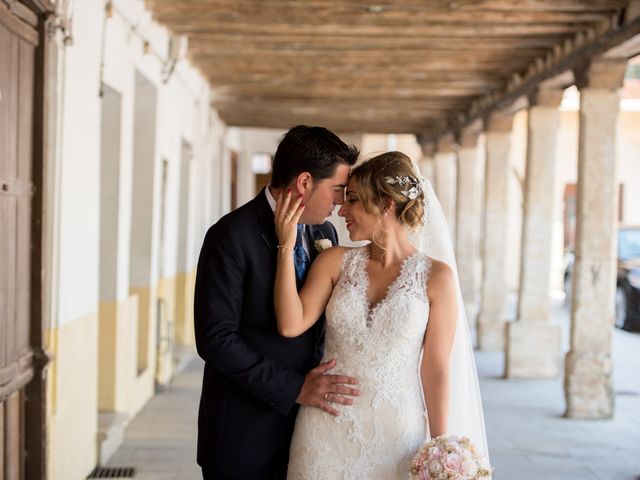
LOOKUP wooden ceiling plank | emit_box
[159,22,594,37]
[147,0,626,13]
[143,0,630,133]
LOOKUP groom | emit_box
[194,125,360,479]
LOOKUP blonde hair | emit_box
[349,151,425,229]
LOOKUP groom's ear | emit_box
[294,172,312,195]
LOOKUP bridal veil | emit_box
[408,167,489,459]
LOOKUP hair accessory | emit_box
[385,175,422,200]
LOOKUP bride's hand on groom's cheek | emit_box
[296,359,360,416]
[275,189,305,246]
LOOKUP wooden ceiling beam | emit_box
[156,22,593,37]
[189,48,547,60]
[147,0,627,13]
[213,95,470,107]
[185,34,567,50]
[151,9,611,25]
[217,114,432,134]
[210,79,504,92]
[213,85,498,97]
[203,72,505,85]
[196,60,531,74]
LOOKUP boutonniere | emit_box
[314,239,333,253]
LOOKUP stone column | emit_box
[456,122,483,330]
[564,59,627,419]
[434,134,457,240]
[418,140,436,185]
[506,89,564,378]
[477,111,514,351]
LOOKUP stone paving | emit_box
[106,359,202,480]
[108,297,640,480]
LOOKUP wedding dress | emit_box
[287,246,432,479]
[287,177,488,480]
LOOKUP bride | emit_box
[274,152,488,479]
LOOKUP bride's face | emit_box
[338,179,380,241]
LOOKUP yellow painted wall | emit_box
[174,269,196,347]
[128,285,160,413]
[98,294,155,416]
[47,313,98,480]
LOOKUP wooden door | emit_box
[0,2,43,478]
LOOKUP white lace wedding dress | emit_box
[287,246,432,479]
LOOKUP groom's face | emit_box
[298,164,350,224]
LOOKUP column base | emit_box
[564,350,614,419]
[505,321,561,378]
[477,314,505,351]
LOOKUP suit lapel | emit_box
[307,225,329,262]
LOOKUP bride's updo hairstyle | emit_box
[349,151,425,230]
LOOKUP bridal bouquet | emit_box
[409,435,491,479]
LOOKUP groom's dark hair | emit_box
[270,125,359,188]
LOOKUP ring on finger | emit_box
[324,392,329,401]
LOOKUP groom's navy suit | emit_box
[194,188,338,479]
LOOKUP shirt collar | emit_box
[265,185,277,212]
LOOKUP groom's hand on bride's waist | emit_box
[296,359,360,416]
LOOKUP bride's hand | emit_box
[275,189,305,248]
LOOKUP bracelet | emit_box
[277,244,293,252]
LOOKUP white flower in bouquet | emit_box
[409,434,491,480]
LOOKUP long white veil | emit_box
[409,170,489,459]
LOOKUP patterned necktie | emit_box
[294,224,311,287]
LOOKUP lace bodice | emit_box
[288,246,432,479]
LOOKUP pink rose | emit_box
[444,453,463,472]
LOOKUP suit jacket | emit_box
[194,188,338,476]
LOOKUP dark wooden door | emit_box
[0,3,39,479]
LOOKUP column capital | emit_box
[416,134,436,157]
[573,58,628,91]
[528,88,564,108]
[458,120,483,148]
[436,133,456,154]
[485,110,515,133]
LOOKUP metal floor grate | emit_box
[87,466,136,478]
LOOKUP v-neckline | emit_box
[361,247,418,320]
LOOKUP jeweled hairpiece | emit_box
[385,175,422,200]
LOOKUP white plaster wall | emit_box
[618,111,640,225]
[57,0,219,320]
[205,111,227,230]
[234,127,286,206]
[57,0,104,325]
[99,86,124,302]
[221,127,240,215]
